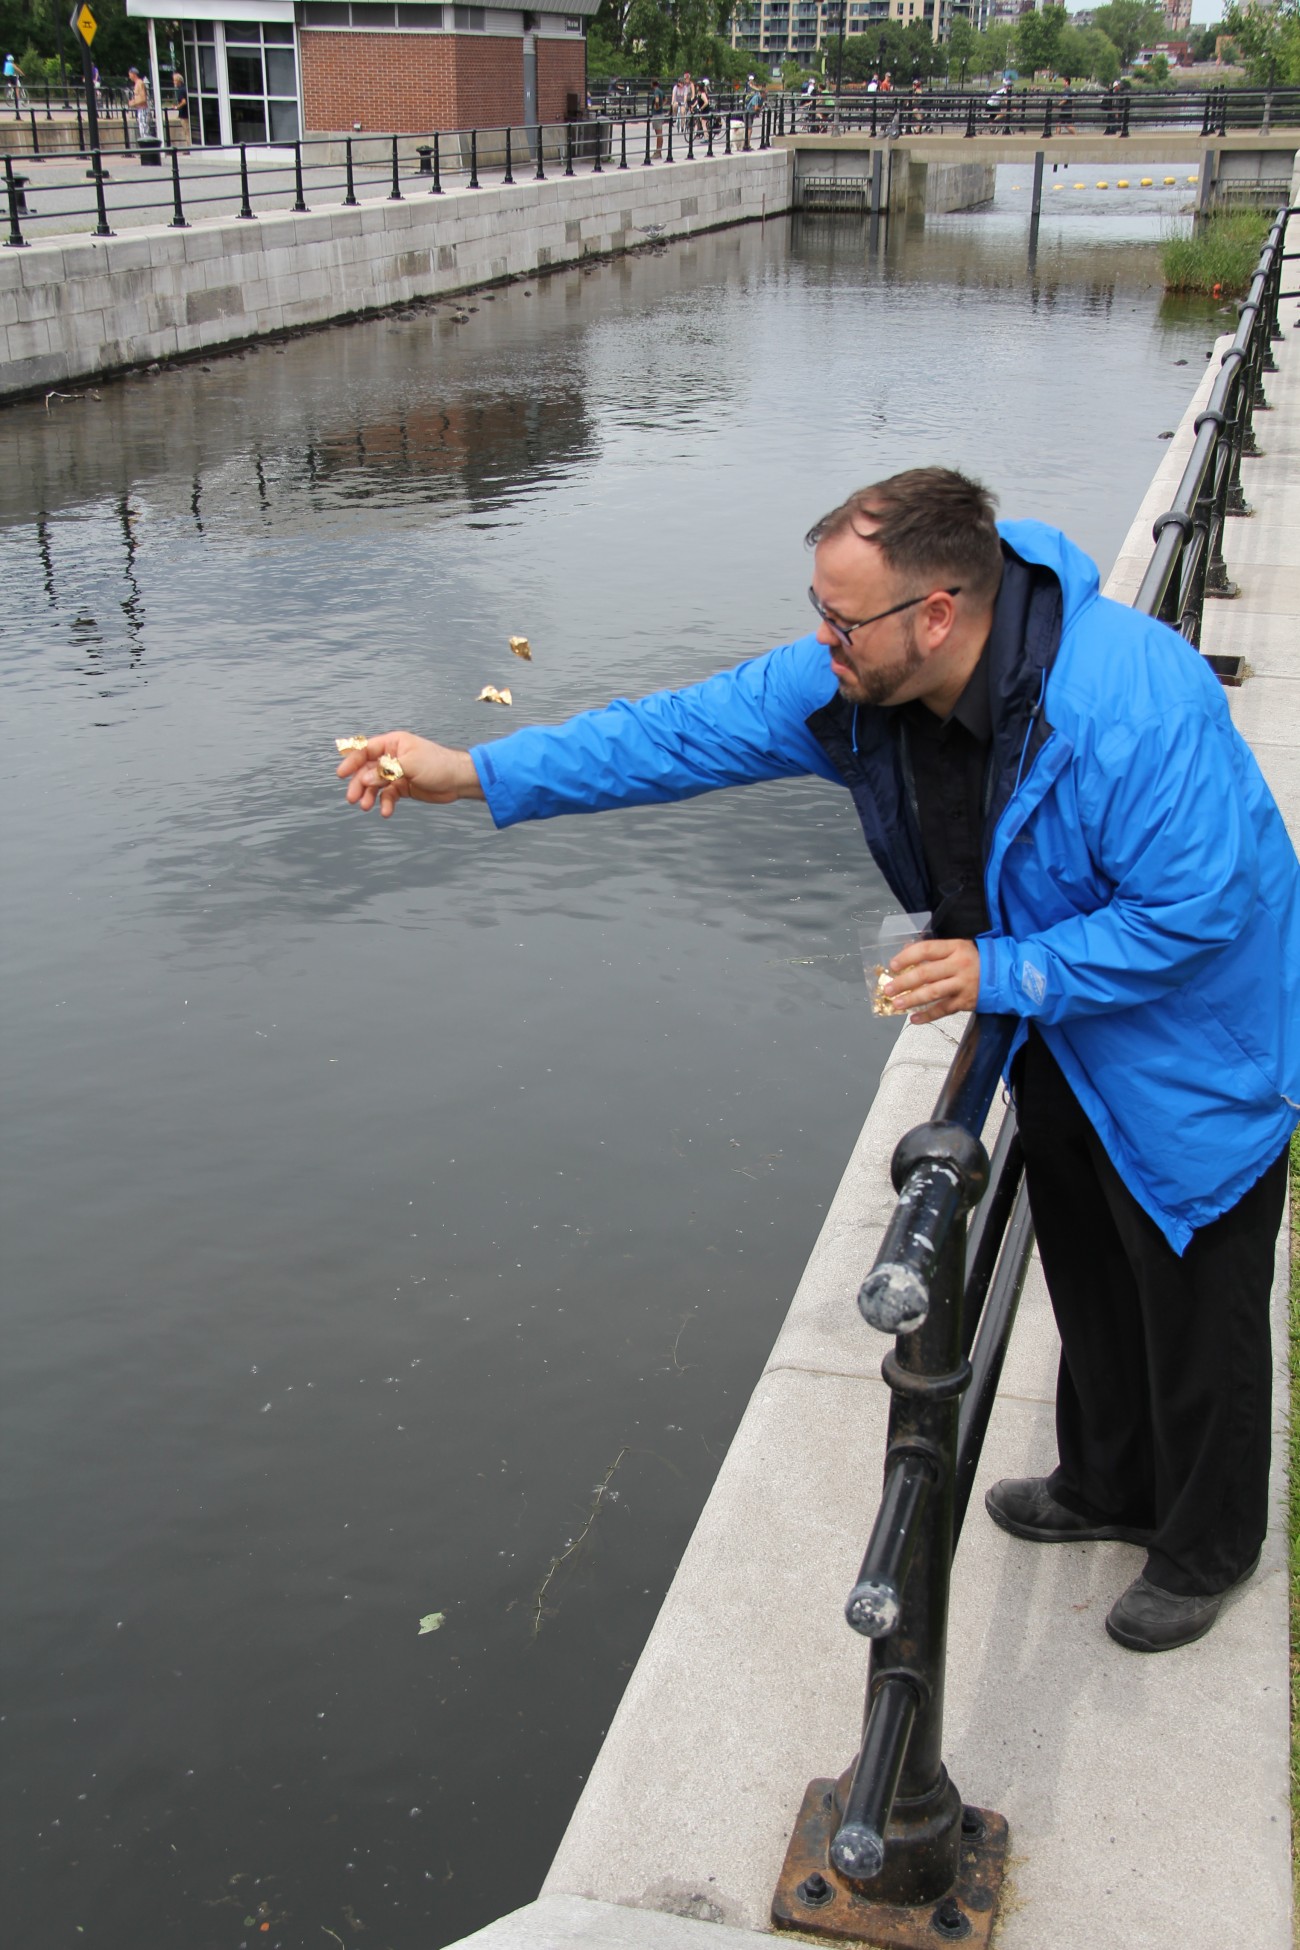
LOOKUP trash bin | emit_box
[139,136,163,166]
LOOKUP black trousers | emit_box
[1014,1029,1288,1597]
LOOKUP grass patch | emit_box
[1290,1128,1300,1902]
[1162,211,1272,297]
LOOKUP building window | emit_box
[224,18,300,141]
[453,4,486,24]
[301,2,447,25]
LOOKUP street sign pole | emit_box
[71,3,112,236]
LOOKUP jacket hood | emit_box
[996,519,1101,630]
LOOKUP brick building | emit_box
[125,0,594,144]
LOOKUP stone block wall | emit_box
[0,151,794,401]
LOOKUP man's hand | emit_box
[884,938,981,1025]
[335,732,485,819]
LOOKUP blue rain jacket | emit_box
[471,519,1300,1252]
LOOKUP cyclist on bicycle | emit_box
[4,53,25,110]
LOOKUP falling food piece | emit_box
[335,735,369,753]
[477,685,513,706]
[418,1611,445,1635]
[508,635,532,660]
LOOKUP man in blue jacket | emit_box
[337,467,1300,1654]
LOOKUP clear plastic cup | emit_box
[859,910,932,1018]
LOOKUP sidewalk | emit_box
[447,175,1300,1950]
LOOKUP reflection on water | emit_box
[0,195,1217,1950]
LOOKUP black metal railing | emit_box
[0,107,780,244]
[1135,203,1294,681]
[771,194,1297,1944]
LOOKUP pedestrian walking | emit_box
[337,466,1300,1656]
[127,67,152,141]
[649,77,665,158]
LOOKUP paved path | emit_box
[444,167,1300,1950]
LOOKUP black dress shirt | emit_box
[896,654,993,941]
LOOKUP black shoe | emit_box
[985,1476,1153,1547]
[1105,1554,1261,1654]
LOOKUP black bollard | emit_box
[168,143,189,227]
[237,141,255,218]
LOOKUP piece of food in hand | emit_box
[477,685,513,707]
[508,636,532,661]
[377,754,405,784]
[335,734,370,753]
[871,966,902,1018]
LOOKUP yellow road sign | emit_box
[74,3,97,45]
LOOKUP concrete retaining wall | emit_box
[792,144,995,214]
[0,148,793,401]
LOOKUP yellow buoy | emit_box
[1140,177,1153,186]
[1187,174,1197,182]
[1117,178,1129,188]
[1051,183,1063,190]
[1096,180,1108,189]
[1011,184,1022,190]
[1163,175,1176,184]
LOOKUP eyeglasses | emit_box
[807,585,961,651]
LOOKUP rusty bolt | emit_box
[961,1807,984,1841]
[796,1873,834,1908]
[932,1894,970,1939]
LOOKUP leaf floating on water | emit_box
[477,686,513,707]
[418,1611,445,1635]
[508,636,532,661]
[335,735,369,753]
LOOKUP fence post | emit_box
[593,118,604,171]
[29,106,39,153]
[168,143,189,227]
[725,109,731,154]
[1120,90,1130,137]
[4,155,27,247]
[292,139,308,212]
[431,131,442,194]
[503,124,514,184]
[469,127,480,188]
[686,112,694,160]
[1042,96,1053,139]
[535,124,546,181]
[122,105,131,152]
[237,141,255,218]
[620,119,628,168]
[344,135,358,205]
[389,134,402,198]
[565,120,574,175]
[644,114,652,165]
[706,111,714,158]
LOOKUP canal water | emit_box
[2,176,1216,1950]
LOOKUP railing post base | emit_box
[771,1777,1008,1947]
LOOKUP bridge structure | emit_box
[783,128,1300,217]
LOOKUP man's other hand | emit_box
[884,938,981,1025]
[335,733,485,819]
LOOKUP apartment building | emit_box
[730,0,968,61]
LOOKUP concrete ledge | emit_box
[451,1893,767,1947]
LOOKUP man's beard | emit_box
[835,614,924,708]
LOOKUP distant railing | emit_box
[769,192,1297,1947]
[0,109,778,245]
[1135,202,1295,682]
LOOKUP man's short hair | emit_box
[807,468,1003,605]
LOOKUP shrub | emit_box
[1162,209,1272,295]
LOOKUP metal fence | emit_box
[769,196,1296,1947]
[0,110,777,246]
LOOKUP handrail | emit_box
[772,196,1296,1946]
[0,107,780,244]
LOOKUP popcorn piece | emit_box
[477,686,513,707]
[377,754,405,784]
[871,966,902,1018]
[335,735,369,753]
[508,636,532,661]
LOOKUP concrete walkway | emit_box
[448,176,1300,1950]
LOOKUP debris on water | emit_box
[418,1611,445,1635]
[508,635,532,660]
[1157,431,1174,440]
[477,685,513,706]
